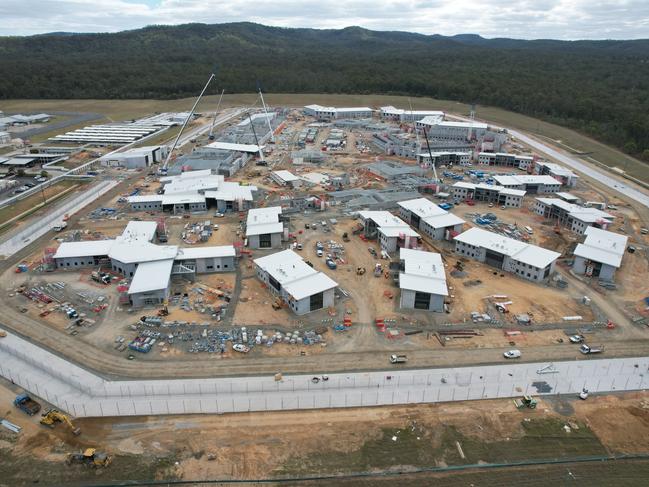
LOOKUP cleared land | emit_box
[2,375,649,485]
[1,93,647,183]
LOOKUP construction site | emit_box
[1,92,649,485]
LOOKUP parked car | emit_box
[325,259,337,270]
[316,249,323,257]
[569,335,584,343]
[503,349,521,359]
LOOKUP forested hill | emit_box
[1,22,648,158]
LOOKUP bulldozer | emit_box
[513,395,538,409]
[66,448,112,468]
[40,409,81,435]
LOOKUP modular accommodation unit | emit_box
[533,198,614,234]
[254,249,338,315]
[303,105,372,120]
[246,206,285,249]
[493,175,561,194]
[453,227,560,282]
[572,227,627,281]
[357,211,420,252]
[397,198,465,240]
[379,106,445,123]
[477,152,534,168]
[450,182,525,208]
[416,120,488,140]
[270,170,303,188]
[416,151,471,167]
[398,248,448,312]
[534,161,579,187]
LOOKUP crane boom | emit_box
[162,71,216,170]
[422,127,439,182]
[257,83,275,143]
[208,89,225,140]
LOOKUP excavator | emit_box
[40,409,81,435]
[66,448,112,468]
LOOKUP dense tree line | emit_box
[1,23,648,159]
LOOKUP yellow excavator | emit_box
[66,448,112,468]
[40,409,81,435]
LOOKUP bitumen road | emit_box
[1,330,648,418]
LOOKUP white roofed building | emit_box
[270,170,303,188]
[493,174,562,193]
[303,105,373,120]
[450,182,525,208]
[573,227,627,281]
[128,170,256,214]
[454,227,560,282]
[100,145,168,169]
[246,207,285,249]
[477,152,534,169]
[254,249,338,315]
[533,198,614,234]
[534,161,579,187]
[398,248,448,312]
[357,211,420,253]
[398,198,465,241]
[379,106,445,123]
[52,221,237,308]
[416,120,488,140]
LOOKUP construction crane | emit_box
[162,69,218,171]
[421,126,439,182]
[247,112,266,165]
[208,88,225,141]
[40,409,81,435]
[257,81,275,143]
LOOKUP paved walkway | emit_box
[1,331,647,418]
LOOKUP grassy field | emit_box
[0,179,82,228]
[1,94,647,182]
[331,458,649,486]
[279,418,607,477]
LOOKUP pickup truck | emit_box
[580,344,604,354]
[14,393,41,416]
[389,354,407,364]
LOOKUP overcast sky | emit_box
[1,0,648,39]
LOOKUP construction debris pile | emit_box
[125,318,328,354]
[465,212,530,241]
[182,220,214,244]
[14,282,104,332]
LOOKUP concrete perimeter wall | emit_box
[1,332,648,418]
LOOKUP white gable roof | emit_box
[573,227,627,268]
[399,248,448,296]
[254,249,338,301]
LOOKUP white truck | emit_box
[389,354,407,364]
[580,344,604,354]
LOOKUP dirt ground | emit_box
[3,375,649,485]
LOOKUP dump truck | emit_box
[40,409,81,435]
[580,344,604,354]
[66,448,112,468]
[91,271,110,285]
[389,354,407,364]
[14,394,41,416]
